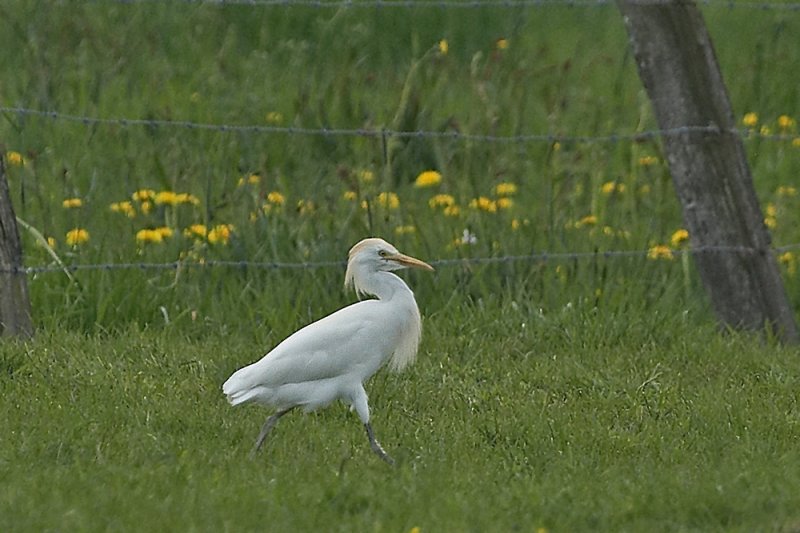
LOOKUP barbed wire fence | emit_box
[2,0,799,277]
[86,0,800,11]
[3,106,800,144]
[0,244,797,275]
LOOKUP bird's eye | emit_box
[378,250,388,258]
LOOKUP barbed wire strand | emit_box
[4,3,797,279]
[8,242,799,275]
[88,0,800,11]
[2,106,797,145]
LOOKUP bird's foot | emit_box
[249,407,294,459]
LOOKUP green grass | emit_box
[3,304,800,531]
[1,1,800,530]
[2,0,798,330]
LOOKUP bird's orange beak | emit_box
[389,252,435,272]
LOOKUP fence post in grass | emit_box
[616,0,799,343]
[0,153,33,338]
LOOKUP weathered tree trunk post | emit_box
[617,0,798,343]
[0,153,34,338]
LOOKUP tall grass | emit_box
[0,2,800,329]
[1,2,797,331]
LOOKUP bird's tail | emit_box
[222,365,265,406]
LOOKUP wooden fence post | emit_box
[0,153,33,338]
[616,0,798,343]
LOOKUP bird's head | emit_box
[344,238,434,297]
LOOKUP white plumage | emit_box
[222,237,434,464]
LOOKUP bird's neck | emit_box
[357,271,414,302]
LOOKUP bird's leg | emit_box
[364,422,395,466]
[250,407,294,459]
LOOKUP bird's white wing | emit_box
[224,299,400,394]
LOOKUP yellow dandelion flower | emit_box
[376,192,400,210]
[65,228,90,246]
[429,194,455,208]
[777,186,797,197]
[511,218,521,230]
[469,196,497,213]
[647,245,674,260]
[777,115,796,130]
[760,125,772,136]
[296,199,316,215]
[358,169,375,183]
[208,224,234,245]
[496,197,514,210]
[765,203,777,217]
[764,202,778,229]
[135,229,163,244]
[409,527,421,533]
[155,226,174,239]
[438,39,449,55]
[639,184,652,195]
[394,225,416,235]
[140,201,153,215]
[493,182,518,196]
[154,191,178,206]
[343,190,358,201]
[601,181,626,195]
[443,205,461,217]
[62,198,83,209]
[110,201,136,218]
[183,224,207,239]
[6,151,24,166]
[552,141,561,152]
[34,236,53,249]
[793,138,800,148]
[238,173,261,187]
[638,155,659,167]
[414,170,442,188]
[742,112,758,127]
[496,38,509,50]
[132,189,156,202]
[779,251,797,276]
[670,229,690,247]
[267,191,286,206]
[177,193,200,206]
[265,111,284,125]
[576,214,597,227]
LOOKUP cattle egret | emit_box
[222,238,434,465]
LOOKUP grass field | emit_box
[2,1,800,531]
[3,309,800,531]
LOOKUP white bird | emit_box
[222,237,434,465]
